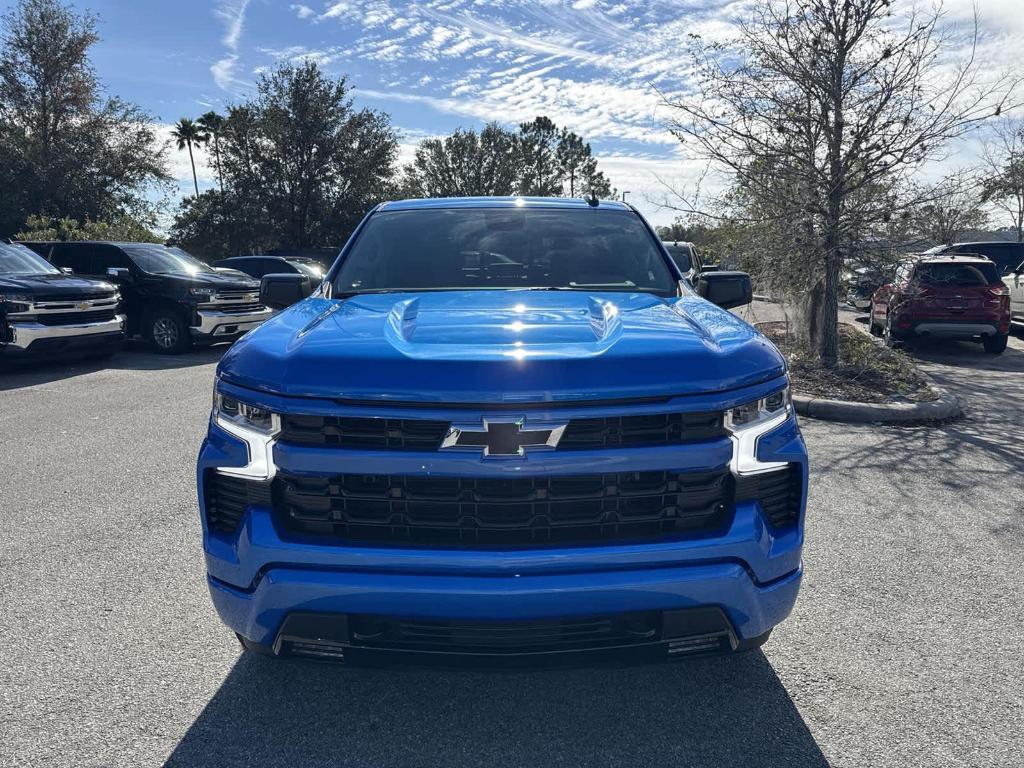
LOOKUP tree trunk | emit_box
[187,141,199,196]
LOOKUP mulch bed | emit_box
[758,321,937,404]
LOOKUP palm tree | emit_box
[171,117,206,196]
[196,111,225,193]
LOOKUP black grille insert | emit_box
[36,308,116,326]
[735,465,802,527]
[204,471,272,533]
[348,612,661,654]
[273,468,732,547]
[278,411,725,451]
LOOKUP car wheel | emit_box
[982,332,1008,354]
[147,310,191,354]
[735,628,772,653]
[236,633,277,657]
[869,308,883,337]
[883,313,902,348]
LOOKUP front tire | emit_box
[147,310,191,354]
[983,332,1008,354]
[236,633,277,657]
[883,313,902,348]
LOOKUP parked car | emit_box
[215,255,326,284]
[1003,258,1024,329]
[844,266,885,311]
[661,240,710,280]
[869,254,1011,353]
[924,242,1024,277]
[198,197,806,663]
[1,242,124,361]
[20,241,272,354]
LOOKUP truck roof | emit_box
[377,196,632,212]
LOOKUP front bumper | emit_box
[191,307,273,341]
[2,315,125,355]
[197,386,808,654]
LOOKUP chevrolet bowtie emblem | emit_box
[76,301,91,310]
[441,418,566,457]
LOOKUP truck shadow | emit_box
[163,650,828,768]
[0,342,227,391]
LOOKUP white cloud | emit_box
[211,0,253,92]
[291,4,315,20]
[154,123,215,188]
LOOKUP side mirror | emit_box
[106,267,131,281]
[260,273,313,309]
[60,266,74,275]
[696,271,753,309]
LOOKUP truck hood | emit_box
[0,273,116,296]
[219,290,786,402]
[160,272,260,291]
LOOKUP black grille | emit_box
[280,415,450,449]
[36,308,117,326]
[273,468,732,547]
[558,411,724,448]
[348,612,661,654]
[204,472,272,533]
[32,292,117,303]
[278,411,725,451]
[217,302,264,314]
[735,465,802,527]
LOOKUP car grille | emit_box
[31,292,117,303]
[735,465,802,527]
[272,468,732,547]
[277,411,726,451]
[212,292,263,314]
[348,612,661,654]
[204,471,273,533]
[36,308,117,326]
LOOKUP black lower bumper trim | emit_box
[271,607,739,663]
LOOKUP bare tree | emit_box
[664,0,1015,366]
[907,170,988,245]
[981,117,1024,242]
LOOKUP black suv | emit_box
[21,241,271,354]
[215,255,326,281]
[1,242,124,360]
[925,242,1024,276]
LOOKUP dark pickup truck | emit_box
[1,243,124,361]
[20,241,272,354]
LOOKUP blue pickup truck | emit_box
[197,197,807,663]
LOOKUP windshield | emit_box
[287,260,324,279]
[333,208,676,295]
[915,262,998,286]
[0,243,59,275]
[663,244,692,272]
[122,244,214,276]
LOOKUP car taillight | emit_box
[989,284,1010,297]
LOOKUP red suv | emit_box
[870,254,1011,354]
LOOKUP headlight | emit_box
[211,387,279,480]
[212,391,278,435]
[1,293,34,312]
[726,385,792,475]
[725,385,791,431]
[190,287,216,301]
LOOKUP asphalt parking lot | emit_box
[2,325,1023,768]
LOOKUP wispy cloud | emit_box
[211,0,253,92]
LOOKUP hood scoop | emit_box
[382,293,624,359]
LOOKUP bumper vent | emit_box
[273,468,732,547]
[735,465,802,528]
[278,411,726,451]
[204,471,272,533]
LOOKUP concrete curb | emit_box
[792,382,960,423]
[791,320,961,424]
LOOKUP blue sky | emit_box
[16,0,1024,227]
